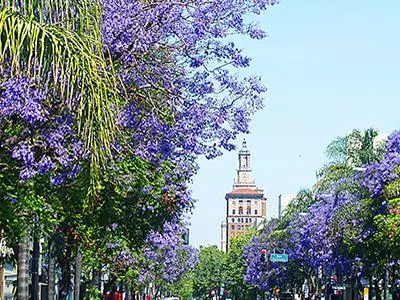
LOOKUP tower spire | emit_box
[235,139,254,187]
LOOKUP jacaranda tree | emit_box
[1,0,277,298]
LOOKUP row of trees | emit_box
[170,237,257,300]
[175,129,399,300]
[0,0,275,298]
[244,129,400,299]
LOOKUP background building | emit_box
[221,140,267,252]
[220,220,227,251]
[278,194,295,219]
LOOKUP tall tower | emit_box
[222,140,267,252]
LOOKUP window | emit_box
[232,209,236,215]
[232,218,235,223]
[245,218,248,223]
[246,206,251,215]
[254,209,258,215]
[239,206,243,215]
[231,225,235,230]
[231,232,234,238]
[241,218,244,223]
[249,218,252,223]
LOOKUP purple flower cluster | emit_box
[139,221,198,285]
[0,74,86,181]
[360,132,400,197]
[0,76,47,125]
[105,0,271,167]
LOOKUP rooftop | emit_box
[225,188,264,198]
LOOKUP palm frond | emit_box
[0,2,125,205]
[0,6,121,181]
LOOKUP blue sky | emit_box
[189,0,400,248]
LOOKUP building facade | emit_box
[221,140,267,252]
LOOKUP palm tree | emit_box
[315,128,387,193]
[325,128,386,167]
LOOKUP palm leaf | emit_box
[0,3,123,205]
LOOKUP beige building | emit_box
[221,140,267,252]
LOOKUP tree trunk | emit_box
[31,234,40,300]
[48,239,55,300]
[17,233,29,300]
[59,244,72,299]
[74,245,82,300]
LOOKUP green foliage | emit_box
[224,233,256,299]
[166,272,195,300]
[193,245,226,300]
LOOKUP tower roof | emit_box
[225,188,264,199]
[239,139,250,154]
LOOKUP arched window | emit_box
[239,206,243,215]
[246,206,251,215]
